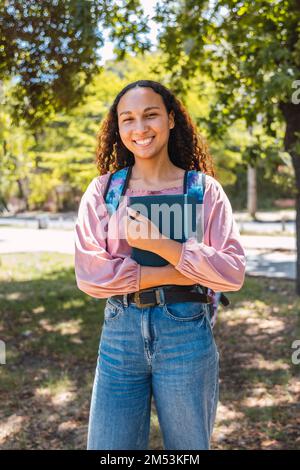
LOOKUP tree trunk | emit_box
[16,178,29,211]
[279,102,300,295]
[247,165,257,218]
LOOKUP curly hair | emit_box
[95,80,216,178]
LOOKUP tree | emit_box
[0,0,150,129]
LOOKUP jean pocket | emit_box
[163,301,206,322]
[104,297,124,321]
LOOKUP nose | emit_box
[133,119,149,134]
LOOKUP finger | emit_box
[127,207,141,221]
[127,207,141,219]
[127,212,139,222]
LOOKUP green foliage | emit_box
[0,0,150,129]
[153,0,300,148]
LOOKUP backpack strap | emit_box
[185,169,206,203]
[103,166,132,216]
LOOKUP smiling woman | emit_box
[74,79,246,451]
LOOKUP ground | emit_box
[0,252,299,450]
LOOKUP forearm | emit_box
[139,264,195,290]
[139,265,172,290]
[150,238,183,266]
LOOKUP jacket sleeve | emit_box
[174,175,246,292]
[74,175,141,298]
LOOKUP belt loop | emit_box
[156,287,165,306]
[195,284,202,294]
[123,293,128,307]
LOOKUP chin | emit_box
[135,152,158,159]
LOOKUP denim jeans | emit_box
[87,296,219,450]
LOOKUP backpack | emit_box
[103,165,229,328]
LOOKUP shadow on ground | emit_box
[0,253,299,449]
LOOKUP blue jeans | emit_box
[87,296,219,450]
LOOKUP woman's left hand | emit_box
[125,206,166,250]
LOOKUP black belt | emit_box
[112,284,229,309]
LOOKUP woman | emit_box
[74,80,246,450]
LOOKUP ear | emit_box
[168,110,175,130]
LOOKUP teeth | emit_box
[134,137,154,146]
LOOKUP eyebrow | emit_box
[119,106,161,117]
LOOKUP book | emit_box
[128,194,199,267]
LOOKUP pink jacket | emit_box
[74,172,246,298]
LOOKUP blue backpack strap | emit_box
[186,169,205,241]
[103,166,132,216]
[185,169,206,203]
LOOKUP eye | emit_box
[123,113,157,123]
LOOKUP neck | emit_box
[131,159,181,184]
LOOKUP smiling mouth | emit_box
[133,136,155,147]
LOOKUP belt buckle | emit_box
[133,288,164,308]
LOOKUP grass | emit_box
[0,252,299,450]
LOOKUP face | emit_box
[116,87,175,159]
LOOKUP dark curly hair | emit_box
[95,80,216,178]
